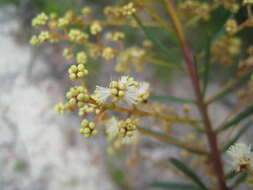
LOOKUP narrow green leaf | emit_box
[217,106,253,133]
[152,182,200,190]
[138,128,207,155]
[222,121,252,152]
[207,71,252,104]
[231,172,248,189]
[201,35,211,98]
[150,94,195,104]
[210,14,235,45]
[169,158,208,190]
[133,14,176,56]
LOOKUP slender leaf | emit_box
[222,121,252,152]
[138,127,207,155]
[150,94,195,104]
[210,14,235,45]
[208,71,252,104]
[169,158,208,190]
[133,14,176,56]
[152,182,201,190]
[217,106,253,133]
[201,35,211,97]
[231,172,248,189]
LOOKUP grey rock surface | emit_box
[0,6,115,190]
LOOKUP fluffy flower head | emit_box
[227,143,253,172]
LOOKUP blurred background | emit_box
[0,0,252,190]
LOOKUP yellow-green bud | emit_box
[118,83,125,90]
[70,65,78,72]
[77,64,85,70]
[91,130,98,136]
[118,90,124,97]
[111,88,118,95]
[77,72,85,78]
[89,122,95,129]
[81,120,88,127]
[77,93,85,101]
[69,73,77,80]
[83,128,91,134]
[80,128,85,134]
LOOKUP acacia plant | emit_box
[30,0,253,189]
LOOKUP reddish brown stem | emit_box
[182,45,229,190]
[166,1,229,189]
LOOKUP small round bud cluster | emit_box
[63,48,73,60]
[104,6,123,19]
[223,0,240,13]
[211,36,241,65]
[102,47,115,60]
[29,31,51,46]
[68,64,88,80]
[76,51,87,64]
[68,29,89,43]
[54,103,65,114]
[47,15,58,29]
[65,86,89,109]
[78,103,101,116]
[57,17,69,28]
[118,118,138,138]
[142,40,153,49]
[56,11,74,28]
[105,32,125,42]
[225,19,238,34]
[90,21,102,35]
[116,47,146,73]
[82,7,91,16]
[38,31,51,43]
[32,12,48,27]
[243,0,253,5]
[122,3,136,16]
[178,1,210,21]
[79,120,98,138]
[29,36,40,46]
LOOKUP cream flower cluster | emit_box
[90,21,102,35]
[32,12,48,27]
[105,31,125,42]
[68,29,89,43]
[105,117,139,145]
[122,3,136,16]
[94,76,150,105]
[68,51,88,80]
[227,143,253,172]
[80,119,98,138]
